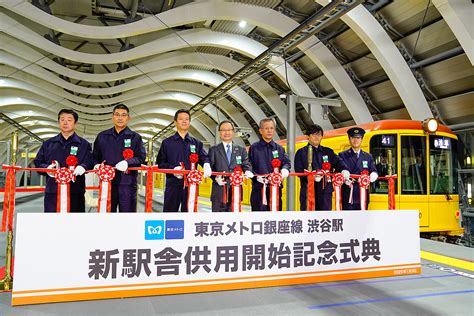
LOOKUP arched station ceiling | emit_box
[0,0,472,150]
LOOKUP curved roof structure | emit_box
[0,0,472,157]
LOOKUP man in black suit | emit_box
[208,121,253,212]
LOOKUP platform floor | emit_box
[0,192,472,315]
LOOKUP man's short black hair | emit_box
[218,120,234,131]
[57,109,78,123]
[113,104,129,114]
[174,109,191,121]
[305,124,324,136]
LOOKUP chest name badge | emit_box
[70,146,78,156]
[363,160,368,168]
[272,150,279,158]
[190,144,196,153]
[236,155,242,165]
[322,155,329,163]
[124,139,131,148]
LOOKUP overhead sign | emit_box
[12,211,420,305]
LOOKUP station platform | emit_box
[0,191,472,315]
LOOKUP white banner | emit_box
[12,211,420,305]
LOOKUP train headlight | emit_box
[422,118,438,133]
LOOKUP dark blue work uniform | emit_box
[93,127,146,212]
[339,149,376,210]
[294,145,347,211]
[155,132,210,212]
[34,133,94,212]
[249,140,290,211]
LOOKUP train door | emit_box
[369,134,399,210]
[427,135,460,233]
[399,135,429,226]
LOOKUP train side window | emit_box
[401,136,427,195]
[370,134,397,194]
[429,136,458,194]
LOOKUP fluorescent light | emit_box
[239,20,247,28]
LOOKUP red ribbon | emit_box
[332,173,344,211]
[268,169,282,212]
[1,166,17,232]
[229,167,244,212]
[305,170,317,211]
[97,164,115,213]
[145,166,155,213]
[388,175,396,210]
[55,168,73,213]
[359,174,370,211]
[187,155,202,212]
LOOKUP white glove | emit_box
[215,176,227,186]
[203,163,212,178]
[315,175,323,182]
[341,170,350,181]
[115,160,128,172]
[345,179,352,186]
[47,160,59,177]
[256,176,266,184]
[244,170,254,179]
[73,165,86,176]
[281,168,289,178]
[370,171,378,183]
[173,166,184,179]
[93,164,101,170]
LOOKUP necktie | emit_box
[226,144,231,163]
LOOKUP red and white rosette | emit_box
[55,167,74,213]
[229,166,244,212]
[187,153,202,212]
[332,172,344,211]
[359,170,370,210]
[97,164,116,213]
[268,159,282,212]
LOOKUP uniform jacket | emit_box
[34,133,94,193]
[93,127,146,186]
[155,132,210,186]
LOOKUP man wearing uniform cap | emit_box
[34,109,94,212]
[294,124,350,210]
[93,104,146,212]
[339,127,378,210]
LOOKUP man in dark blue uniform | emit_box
[155,109,212,212]
[34,109,94,212]
[208,120,253,212]
[339,127,378,210]
[93,104,146,212]
[294,125,349,211]
[249,118,290,211]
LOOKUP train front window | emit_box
[370,134,397,194]
[429,136,458,194]
[401,136,427,195]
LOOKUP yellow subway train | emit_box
[154,120,462,237]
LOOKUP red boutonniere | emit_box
[322,162,331,171]
[271,158,281,168]
[189,153,199,164]
[123,148,134,160]
[66,155,78,168]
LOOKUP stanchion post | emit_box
[1,131,18,291]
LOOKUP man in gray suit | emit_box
[208,121,254,212]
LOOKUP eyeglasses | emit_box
[113,113,129,118]
[219,129,234,132]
